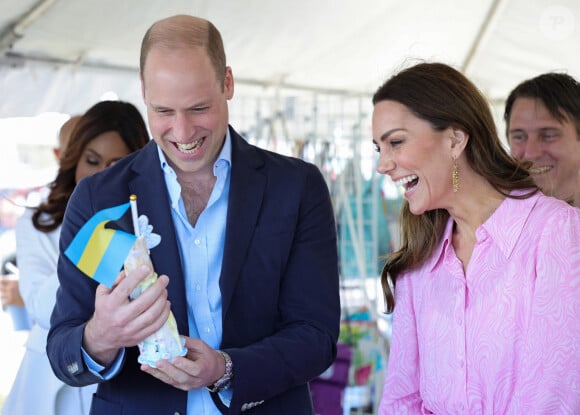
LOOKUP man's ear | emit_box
[224,66,234,100]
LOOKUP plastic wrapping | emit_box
[124,236,187,366]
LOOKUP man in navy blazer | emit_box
[47,14,339,415]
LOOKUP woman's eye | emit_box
[86,157,99,166]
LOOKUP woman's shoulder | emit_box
[529,192,580,221]
[522,193,580,248]
[15,206,60,241]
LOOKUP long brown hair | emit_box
[32,101,150,232]
[373,62,538,312]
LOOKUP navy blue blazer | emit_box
[47,127,340,415]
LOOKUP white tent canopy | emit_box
[1,0,579,118]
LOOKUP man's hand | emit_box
[141,337,225,391]
[82,265,172,365]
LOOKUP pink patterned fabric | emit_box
[379,191,580,415]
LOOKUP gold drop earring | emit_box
[452,157,459,193]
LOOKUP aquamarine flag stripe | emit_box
[65,202,131,263]
[92,230,137,287]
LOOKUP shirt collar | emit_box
[428,216,454,272]
[156,128,233,208]
[428,189,539,271]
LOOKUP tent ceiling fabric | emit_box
[0,0,579,117]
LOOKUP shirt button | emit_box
[459,403,465,411]
[205,327,210,333]
[459,359,465,368]
[194,239,200,246]
[457,318,463,326]
[195,284,201,291]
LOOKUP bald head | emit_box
[139,14,227,86]
[54,115,81,161]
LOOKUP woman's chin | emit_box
[408,203,427,216]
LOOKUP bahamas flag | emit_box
[64,202,136,288]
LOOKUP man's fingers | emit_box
[91,267,172,350]
[95,270,127,297]
[125,274,169,315]
[141,358,203,391]
[110,265,152,301]
[126,296,171,339]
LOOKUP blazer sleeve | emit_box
[226,162,341,411]
[46,180,107,386]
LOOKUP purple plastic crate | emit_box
[311,343,352,415]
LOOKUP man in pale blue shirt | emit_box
[48,14,340,415]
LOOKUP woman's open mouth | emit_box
[395,174,419,192]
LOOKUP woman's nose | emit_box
[376,153,395,175]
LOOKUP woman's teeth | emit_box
[176,138,203,154]
[395,175,418,188]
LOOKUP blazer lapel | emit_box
[127,141,189,334]
[220,129,266,317]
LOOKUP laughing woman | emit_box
[372,62,580,414]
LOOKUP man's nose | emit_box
[523,137,543,160]
[173,113,194,141]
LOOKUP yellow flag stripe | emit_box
[77,221,114,277]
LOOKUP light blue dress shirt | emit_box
[83,131,232,415]
[159,132,232,414]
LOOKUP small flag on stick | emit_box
[64,202,137,288]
